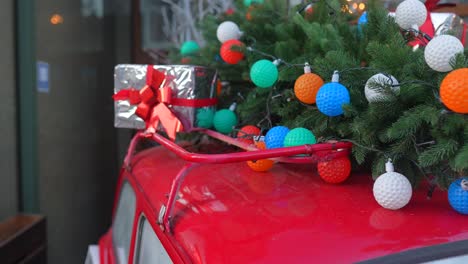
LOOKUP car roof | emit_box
[130,144,468,264]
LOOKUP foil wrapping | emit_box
[114,64,218,131]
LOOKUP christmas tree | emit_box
[175,0,468,189]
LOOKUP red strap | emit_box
[170,97,218,107]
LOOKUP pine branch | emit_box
[418,139,459,168]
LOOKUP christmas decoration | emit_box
[364,73,400,103]
[220,39,245,64]
[196,108,215,129]
[293,64,324,104]
[448,178,468,215]
[373,160,413,210]
[113,65,218,138]
[213,104,238,134]
[250,59,279,88]
[265,126,289,149]
[283,127,316,147]
[316,71,350,117]
[217,21,242,43]
[317,156,352,184]
[181,0,468,189]
[180,41,200,56]
[424,35,464,72]
[247,141,274,172]
[394,0,427,30]
[244,0,264,7]
[237,125,261,144]
[439,68,468,114]
[358,11,368,29]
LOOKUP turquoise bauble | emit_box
[283,128,316,147]
[448,177,468,215]
[181,41,200,56]
[244,0,264,7]
[250,60,278,88]
[213,109,238,134]
[265,126,290,149]
[196,108,215,129]
[316,82,350,117]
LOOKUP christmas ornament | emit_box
[244,0,264,7]
[364,73,400,103]
[213,103,238,134]
[196,108,215,129]
[216,21,242,43]
[440,68,468,114]
[180,41,200,56]
[395,0,427,30]
[283,127,316,147]
[317,156,351,184]
[448,178,468,215]
[294,64,324,104]
[424,34,464,72]
[357,11,368,33]
[250,59,279,88]
[220,39,245,64]
[373,160,413,210]
[247,141,274,172]
[237,125,261,144]
[316,71,350,117]
[265,126,290,149]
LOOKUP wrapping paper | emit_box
[114,64,218,131]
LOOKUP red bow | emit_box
[113,66,183,140]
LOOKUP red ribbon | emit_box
[113,65,217,140]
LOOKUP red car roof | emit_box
[130,145,468,264]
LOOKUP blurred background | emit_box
[0,0,467,263]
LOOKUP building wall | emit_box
[35,1,131,263]
[0,0,17,221]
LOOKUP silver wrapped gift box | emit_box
[114,64,218,131]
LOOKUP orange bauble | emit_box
[317,156,351,184]
[237,125,261,144]
[247,141,274,172]
[440,68,468,114]
[294,73,324,104]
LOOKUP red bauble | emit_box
[237,125,261,144]
[220,39,245,64]
[317,156,351,184]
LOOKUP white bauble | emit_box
[424,35,464,72]
[365,73,400,103]
[373,161,412,210]
[216,21,242,43]
[395,0,427,30]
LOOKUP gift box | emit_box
[114,64,218,139]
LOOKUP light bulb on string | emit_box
[316,71,351,117]
[294,63,324,104]
[250,59,280,88]
[217,21,243,43]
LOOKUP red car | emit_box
[86,130,468,264]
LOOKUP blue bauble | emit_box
[316,82,350,117]
[358,11,368,31]
[448,177,468,215]
[265,126,290,149]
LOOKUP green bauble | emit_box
[244,0,264,6]
[283,128,316,147]
[213,109,238,134]
[196,108,215,128]
[181,41,200,56]
[250,59,278,88]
